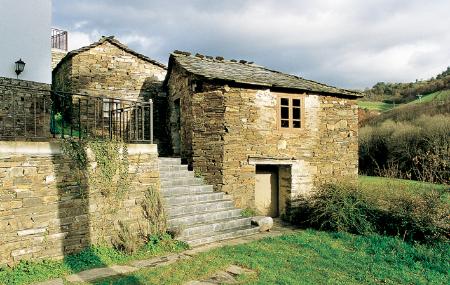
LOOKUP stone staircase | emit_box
[159,157,259,247]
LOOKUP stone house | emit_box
[52,36,169,149]
[164,51,361,216]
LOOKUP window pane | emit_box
[293,107,300,119]
[281,120,289,128]
[281,98,289,106]
[281,106,289,119]
[293,99,301,107]
[293,120,301,128]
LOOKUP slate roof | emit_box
[53,36,167,71]
[166,51,361,97]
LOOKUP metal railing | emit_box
[52,92,154,143]
[0,90,52,140]
[0,87,154,143]
[51,28,68,51]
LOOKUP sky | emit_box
[52,0,450,89]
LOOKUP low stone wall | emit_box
[0,141,159,265]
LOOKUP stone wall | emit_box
[0,77,52,140]
[0,141,159,265]
[167,67,358,213]
[51,49,67,70]
[52,40,170,153]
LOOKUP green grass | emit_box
[407,89,450,105]
[241,208,257,217]
[0,236,188,285]
[358,101,395,112]
[358,175,448,192]
[89,230,450,285]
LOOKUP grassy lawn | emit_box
[0,236,188,285]
[358,101,395,112]
[407,89,450,105]
[89,230,449,285]
[358,175,449,203]
[358,175,448,192]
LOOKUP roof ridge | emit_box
[53,36,167,71]
[169,51,362,97]
[171,50,263,67]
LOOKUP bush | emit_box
[359,114,450,184]
[286,182,449,243]
[308,184,374,235]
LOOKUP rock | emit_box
[251,216,273,232]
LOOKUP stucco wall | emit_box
[0,0,51,83]
[0,142,159,265]
[167,67,359,213]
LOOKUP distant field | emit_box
[358,101,395,111]
[407,89,450,105]
[359,175,448,191]
[358,175,449,203]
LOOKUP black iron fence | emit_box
[0,88,154,143]
[51,28,68,51]
[52,91,154,143]
[0,90,52,140]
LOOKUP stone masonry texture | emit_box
[166,62,359,213]
[51,49,67,70]
[0,142,159,265]
[0,77,52,139]
[52,37,171,153]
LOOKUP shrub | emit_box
[286,182,449,243]
[359,114,450,184]
[292,184,375,235]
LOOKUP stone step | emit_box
[165,199,235,217]
[159,164,189,172]
[159,169,194,179]
[158,157,182,165]
[168,208,242,227]
[161,185,214,197]
[183,226,260,247]
[178,217,252,238]
[160,177,203,188]
[163,192,225,207]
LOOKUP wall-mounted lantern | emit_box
[15,58,26,78]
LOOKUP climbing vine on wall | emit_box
[88,140,131,198]
[60,138,133,200]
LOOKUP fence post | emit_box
[149,99,153,144]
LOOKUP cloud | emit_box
[53,0,450,89]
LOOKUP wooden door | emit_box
[255,166,279,217]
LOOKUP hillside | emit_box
[360,89,450,126]
[362,67,450,104]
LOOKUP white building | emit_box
[0,0,52,83]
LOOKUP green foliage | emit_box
[60,138,134,198]
[359,114,450,184]
[60,138,169,255]
[141,187,168,237]
[0,237,188,285]
[60,137,87,170]
[88,139,131,198]
[241,208,257,217]
[358,101,395,112]
[284,183,374,235]
[193,169,203,178]
[93,230,450,285]
[363,67,450,103]
[286,180,449,243]
[308,183,375,235]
